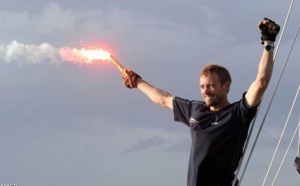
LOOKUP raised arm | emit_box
[122,69,174,110]
[137,78,174,110]
[245,18,280,108]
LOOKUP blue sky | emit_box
[0,1,300,185]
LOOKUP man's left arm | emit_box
[245,18,280,108]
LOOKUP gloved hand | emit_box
[122,69,141,89]
[258,18,280,44]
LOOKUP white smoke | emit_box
[0,40,112,65]
[0,40,61,64]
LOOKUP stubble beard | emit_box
[205,94,221,107]
[206,99,221,107]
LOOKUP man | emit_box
[122,18,280,186]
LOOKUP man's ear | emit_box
[223,81,231,93]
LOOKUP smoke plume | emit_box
[0,40,105,65]
[0,40,61,64]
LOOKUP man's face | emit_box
[199,73,228,107]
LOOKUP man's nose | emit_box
[203,87,210,94]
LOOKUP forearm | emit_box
[257,43,274,89]
[136,78,174,110]
[246,43,274,107]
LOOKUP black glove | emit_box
[258,18,280,44]
[122,69,141,89]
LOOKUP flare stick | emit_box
[110,55,125,74]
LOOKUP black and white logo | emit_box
[211,115,219,125]
[190,118,199,124]
[211,121,218,125]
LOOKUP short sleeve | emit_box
[173,97,192,126]
[239,92,260,123]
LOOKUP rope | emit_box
[232,106,260,185]
[298,114,300,157]
[272,120,300,185]
[262,24,300,186]
[269,86,299,184]
[234,1,296,185]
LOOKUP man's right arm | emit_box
[136,78,174,110]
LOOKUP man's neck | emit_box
[210,100,230,111]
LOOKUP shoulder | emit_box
[173,97,205,107]
[227,93,256,111]
[230,92,259,121]
[240,92,260,111]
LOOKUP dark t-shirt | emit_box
[173,93,258,186]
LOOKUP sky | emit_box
[0,0,300,185]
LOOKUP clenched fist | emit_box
[122,69,141,89]
[259,18,280,44]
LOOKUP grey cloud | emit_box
[123,136,166,153]
[167,138,191,152]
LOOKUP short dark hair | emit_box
[200,64,232,85]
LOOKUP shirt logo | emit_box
[211,122,219,125]
[189,118,199,124]
[211,115,219,125]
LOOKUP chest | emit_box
[189,110,245,154]
[189,110,238,132]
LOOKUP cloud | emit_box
[123,136,167,153]
[167,138,191,152]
